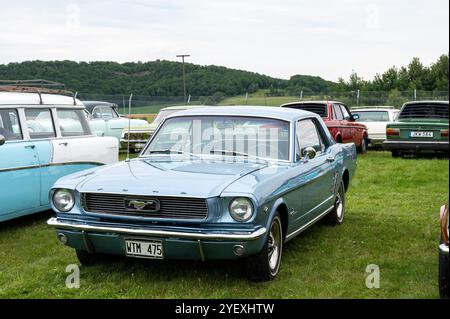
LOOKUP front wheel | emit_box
[246,213,283,282]
[324,180,346,226]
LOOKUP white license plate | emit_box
[410,131,433,138]
[125,239,164,259]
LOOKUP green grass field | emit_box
[0,152,448,298]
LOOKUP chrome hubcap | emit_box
[268,218,281,272]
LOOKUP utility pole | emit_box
[176,54,190,104]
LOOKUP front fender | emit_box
[263,197,289,241]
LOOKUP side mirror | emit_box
[302,146,317,160]
[351,114,360,121]
[0,135,5,146]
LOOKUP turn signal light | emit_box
[386,128,400,136]
[441,129,449,138]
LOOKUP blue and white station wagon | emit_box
[47,106,357,281]
[0,90,118,222]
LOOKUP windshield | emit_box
[353,111,390,122]
[143,116,291,161]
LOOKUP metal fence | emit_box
[77,91,449,115]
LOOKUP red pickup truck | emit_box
[281,101,369,153]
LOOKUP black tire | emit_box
[324,180,346,226]
[246,213,283,282]
[76,249,103,266]
[391,150,402,158]
[357,137,367,154]
[439,240,449,299]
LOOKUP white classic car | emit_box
[120,105,206,152]
[0,90,118,222]
[83,101,150,147]
[351,107,399,147]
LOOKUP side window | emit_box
[25,108,56,139]
[340,104,351,120]
[93,106,115,119]
[57,109,91,137]
[296,119,326,160]
[0,109,22,141]
[332,104,344,120]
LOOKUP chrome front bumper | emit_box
[47,217,267,241]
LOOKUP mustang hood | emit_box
[75,158,268,198]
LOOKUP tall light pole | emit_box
[176,54,190,104]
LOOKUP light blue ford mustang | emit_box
[47,106,357,281]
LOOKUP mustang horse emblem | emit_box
[125,199,160,212]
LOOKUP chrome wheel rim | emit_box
[268,217,282,273]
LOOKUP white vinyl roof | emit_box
[0,92,83,107]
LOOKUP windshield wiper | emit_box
[148,149,184,154]
[144,149,201,158]
[210,149,268,163]
[210,149,249,157]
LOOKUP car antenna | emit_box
[73,91,78,105]
[125,93,133,162]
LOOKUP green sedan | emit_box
[383,101,449,157]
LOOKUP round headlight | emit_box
[53,189,75,212]
[229,197,254,222]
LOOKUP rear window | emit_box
[399,103,449,120]
[284,103,327,117]
[353,111,390,122]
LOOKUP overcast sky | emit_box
[0,0,448,81]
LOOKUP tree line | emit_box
[0,54,447,97]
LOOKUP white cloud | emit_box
[0,0,448,81]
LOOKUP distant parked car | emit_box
[0,91,118,222]
[120,105,206,152]
[351,107,399,148]
[383,101,449,157]
[439,203,449,299]
[47,106,357,281]
[82,101,150,146]
[281,101,369,153]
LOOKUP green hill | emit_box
[0,60,335,96]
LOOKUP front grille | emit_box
[81,193,208,220]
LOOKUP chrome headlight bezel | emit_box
[52,189,75,212]
[229,197,254,222]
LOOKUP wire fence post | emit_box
[413,89,417,101]
[244,92,248,105]
[300,90,303,100]
[356,89,360,107]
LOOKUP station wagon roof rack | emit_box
[0,79,78,105]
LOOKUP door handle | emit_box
[59,142,68,146]
[24,145,35,149]
[326,155,335,163]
